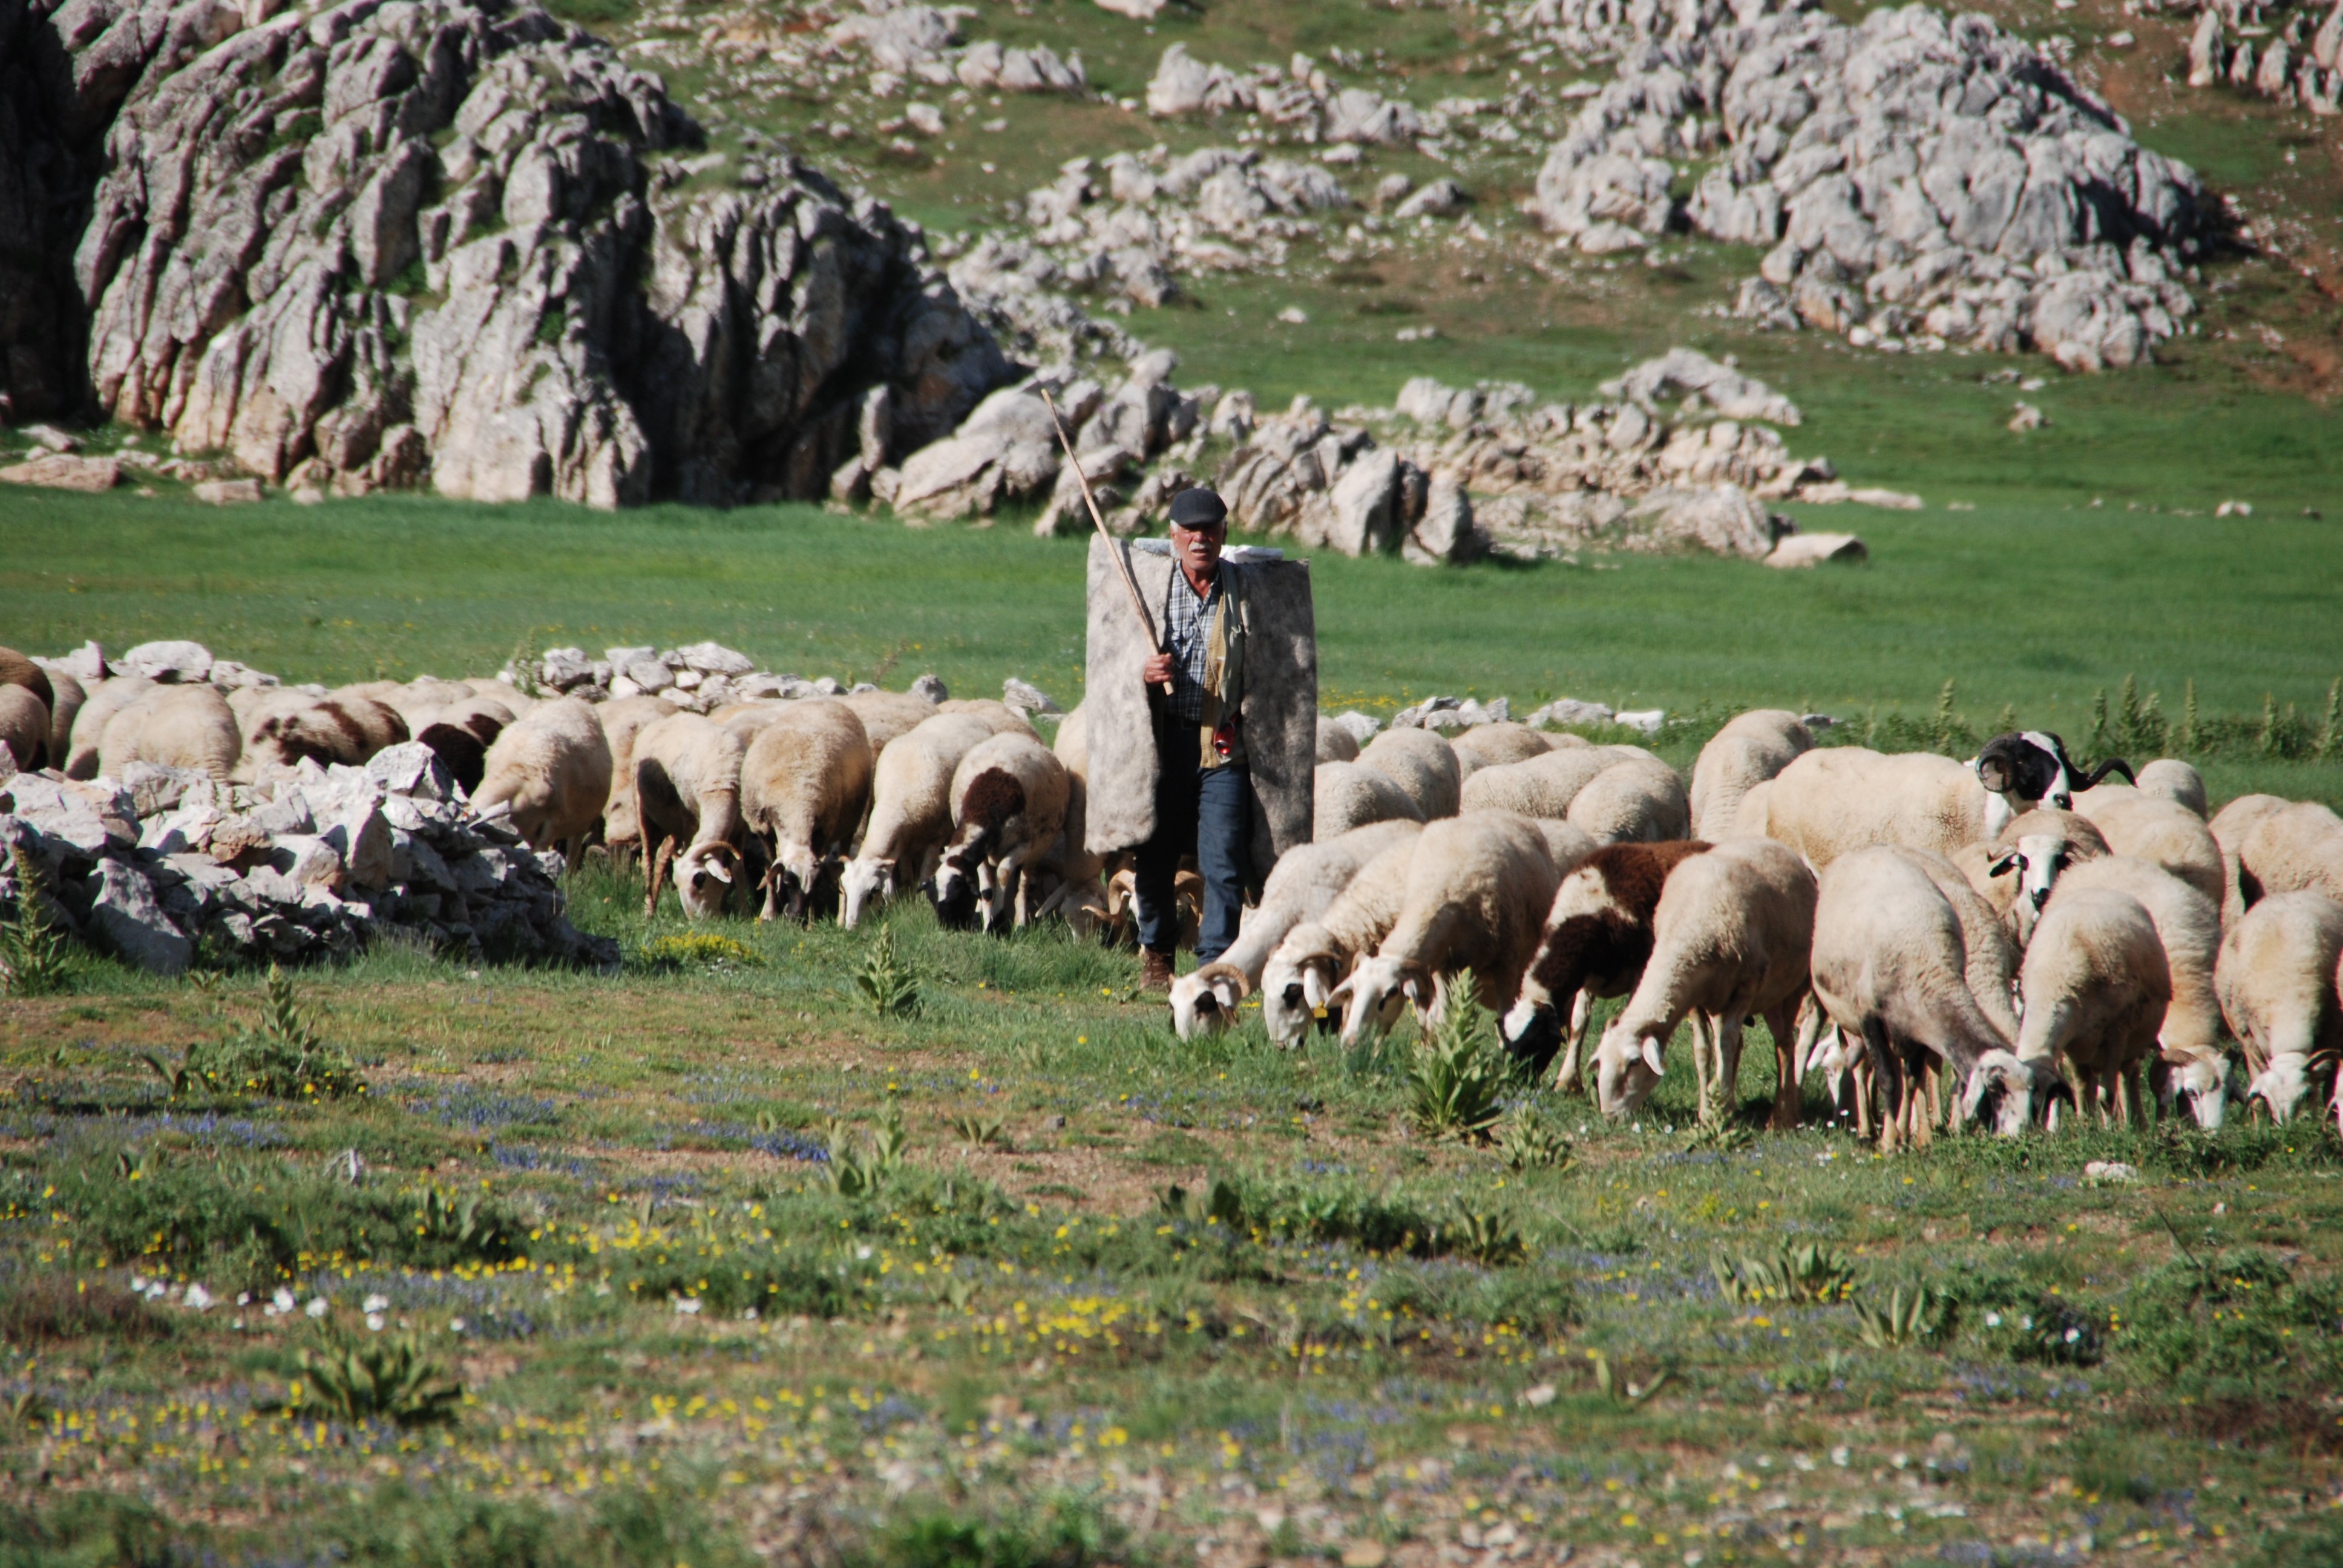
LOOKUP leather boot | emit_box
[1140,949,1176,993]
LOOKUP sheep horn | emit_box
[2079,757,2136,789]
[644,836,677,918]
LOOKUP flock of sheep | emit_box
[8,640,2342,1148]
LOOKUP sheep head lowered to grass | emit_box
[1973,731,2134,813]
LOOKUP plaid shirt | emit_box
[1161,566,1221,725]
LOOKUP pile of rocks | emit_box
[2184,0,2343,113]
[1145,44,1432,147]
[7,0,1011,505]
[519,641,949,713]
[1523,0,2207,368]
[828,2,1087,96]
[0,747,616,975]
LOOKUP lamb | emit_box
[843,688,940,758]
[1765,747,2007,868]
[1314,760,1425,837]
[931,731,1070,933]
[99,684,241,780]
[0,685,47,771]
[1458,745,1627,820]
[1357,728,1463,820]
[1566,754,1691,844]
[64,675,156,778]
[1810,847,2018,1149]
[1449,722,1553,776]
[470,696,614,866]
[2236,802,2343,910]
[1590,837,1817,1127]
[2214,890,2343,1124]
[1968,889,2169,1134]
[2073,791,2225,907]
[632,714,750,918]
[1316,716,1361,763]
[842,713,995,929]
[1260,834,1423,1048]
[239,693,411,775]
[1689,710,1812,840]
[1501,839,1714,1093]
[1171,820,1423,1039]
[739,699,874,921]
[592,695,680,861]
[1331,811,1582,1048]
[2031,855,2230,1128]
[1971,730,2134,813]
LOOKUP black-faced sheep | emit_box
[932,732,1069,933]
[1590,837,1816,1128]
[99,684,241,781]
[1357,728,1463,821]
[1971,730,2134,813]
[471,697,614,866]
[741,699,875,921]
[1689,710,1812,840]
[1314,760,1426,838]
[1172,820,1423,1040]
[2214,890,2343,1125]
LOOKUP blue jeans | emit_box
[1136,726,1250,962]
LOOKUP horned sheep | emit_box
[631,713,749,919]
[1260,834,1423,1049]
[2214,890,2343,1124]
[932,731,1069,933]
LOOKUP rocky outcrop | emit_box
[2183,0,2343,114]
[16,0,1011,504]
[1524,1,2206,368]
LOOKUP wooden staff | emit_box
[1041,386,1173,696]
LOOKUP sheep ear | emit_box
[1988,851,2020,878]
[1640,1036,1666,1079]
[1325,976,1355,1007]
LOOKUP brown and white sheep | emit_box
[932,731,1069,933]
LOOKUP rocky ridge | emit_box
[2180,0,2343,113]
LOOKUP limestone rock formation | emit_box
[8,0,1013,504]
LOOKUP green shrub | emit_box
[1408,975,1515,1140]
[1712,1242,1855,1305]
[0,851,74,997]
[143,966,364,1102]
[856,923,922,1016]
[276,1330,464,1428]
[2114,1247,2343,1385]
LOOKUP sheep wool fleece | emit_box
[1084,535,1317,886]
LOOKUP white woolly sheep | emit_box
[1502,838,1715,1094]
[843,688,940,759]
[933,731,1070,933]
[1566,754,1692,844]
[1172,820,1424,1040]
[1689,710,1812,840]
[1314,760,1426,838]
[2080,759,2207,819]
[630,713,749,919]
[1970,888,2169,1134]
[1332,810,1581,1049]
[592,695,680,864]
[2210,792,2289,926]
[1766,747,2007,869]
[2214,890,2343,1124]
[2074,791,2225,909]
[742,699,874,921]
[1357,728,1463,820]
[0,685,48,772]
[1316,716,1362,764]
[65,675,157,779]
[937,698,1040,737]
[1261,835,1423,1050]
[1723,779,1774,839]
[471,696,614,866]
[1457,745,1629,821]
[1450,722,1553,777]
[2236,802,2343,910]
[99,684,241,781]
[843,713,997,929]
[1591,837,1816,1127]
[1811,847,2018,1149]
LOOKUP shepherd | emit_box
[1081,488,1319,993]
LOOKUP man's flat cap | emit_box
[1169,488,1228,529]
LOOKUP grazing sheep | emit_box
[0,646,54,716]
[1458,746,1627,821]
[1261,835,1423,1049]
[1450,722,1553,776]
[1723,778,1774,838]
[741,699,874,921]
[592,695,679,861]
[1590,837,1817,1127]
[1566,755,1692,844]
[2214,891,2343,1124]
[2073,791,2225,908]
[1690,710,1812,840]
[632,714,750,919]
[2210,792,2289,925]
[2034,856,2229,1128]
[1810,847,2018,1149]
[1970,889,2169,1134]
[1331,811,1580,1049]
[1964,809,2112,936]
[1766,747,2007,869]
[843,688,940,759]
[38,667,84,766]
[1502,839,1714,1093]
[99,684,241,781]
[64,675,157,778]
[1172,820,1423,1040]
[1905,848,2022,1046]
[1357,728,1463,821]
[1314,760,1425,837]
[932,731,1070,933]
[1316,717,1360,764]
[2236,802,2343,910]
[1971,730,2133,814]
[0,685,48,771]
[937,698,1039,737]
[842,713,995,929]
[240,693,413,775]
[471,696,614,865]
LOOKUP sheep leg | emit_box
[1685,1014,1714,1123]
[1866,1021,1903,1152]
[1767,1000,1804,1132]
[1711,1013,1748,1127]
[1853,1054,1875,1143]
[1553,988,1595,1096]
